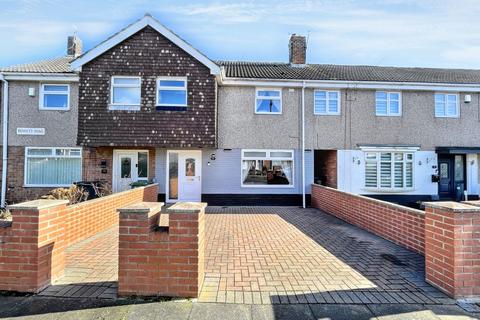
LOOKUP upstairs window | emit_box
[435,93,459,118]
[314,90,340,115]
[40,84,70,110]
[376,91,401,116]
[255,89,282,114]
[365,152,414,190]
[110,76,141,110]
[156,77,187,107]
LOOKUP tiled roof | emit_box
[0,56,74,73]
[218,61,480,84]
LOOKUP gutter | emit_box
[0,74,8,208]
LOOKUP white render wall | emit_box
[337,150,439,196]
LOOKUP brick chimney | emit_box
[67,34,82,57]
[289,34,306,65]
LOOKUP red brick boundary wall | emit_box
[0,200,68,292]
[424,201,480,298]
[118,202,206,298]
[0,184,158,293]
[65,183,158,247]
[311,184,425,255]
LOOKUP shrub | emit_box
[0,209,11,221]
[42,185,89,205]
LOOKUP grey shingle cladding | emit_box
[217,60,480,85]
[0,56,74,73]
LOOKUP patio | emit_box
[39,206,454,306]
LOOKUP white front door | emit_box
[113,150,149,192]
[166,150,202,202]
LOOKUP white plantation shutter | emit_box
[365,151,414,190]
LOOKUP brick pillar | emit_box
[424,201,480,298]
[2,200,68,292]
[117,201,206,298]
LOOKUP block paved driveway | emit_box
[40,206,454,307]
[200,207,454,305]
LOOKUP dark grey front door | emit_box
[438,157,454,198]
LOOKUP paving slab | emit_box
[255,304,315,320]
[367,304,440,320]
[126,300,193,320]
[189,303,251,320]
[309,304,375,320]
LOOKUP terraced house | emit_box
[1,14,480,207]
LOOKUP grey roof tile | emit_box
[217,60,480,84]
[0,56,74,73]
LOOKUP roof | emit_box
[0,56,74,73]
[218,61,480,85]
[71,14,220,75]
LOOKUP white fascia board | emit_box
[3,73,79,82]
[220,77,480,92]
[358,145,421,152]
[71,15,220,75]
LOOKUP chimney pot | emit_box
[289,34,306,65]
[67,35,82,57]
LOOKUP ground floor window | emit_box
[25,147,82,187]
[241,150,294,187]
[365,151,413,190]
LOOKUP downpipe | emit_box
[0,74,8,208]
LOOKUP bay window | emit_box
[364,151,413,190]
[241,150,294,187]
[25,147,82,187]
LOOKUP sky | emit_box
[1,0,480,69]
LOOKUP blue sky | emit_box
[1,0,480,69]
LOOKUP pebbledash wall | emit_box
[0,184,158,293]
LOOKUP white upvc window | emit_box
[156,77,187,107]
[241,149,294,188]
[255,89,282,114]
[39,84,70,110]
[314,90,340,115]
[364,151,414,190]
[435,93,459,118]
[109,76,141,110]
[25,147,82,187]
[376,91,401,116]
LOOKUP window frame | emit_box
[109,76,142,111]
[24,147,82,187]
[434,93,459,118]
[375,91,402,117]
[254,88,282,115]
[314,90,341,115]
[241,149,294,188]
[156,76,188,107]
[363,150,415,192]
[39,83,70,111]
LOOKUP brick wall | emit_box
[424,202,480,298]
[311,184,425,255]
[0,184,158,293]
[118,202,206,298]
[78,26,216,148]
[317,150,337,188]
[64,183,158,247]
[0,200,68,292]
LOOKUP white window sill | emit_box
[314,113,341,116]
[254,112,282,115]
[362,187,415,193]
[109,105,140,111]
[434,115,459,118]
[156,104,188,107]
[375,114,402,117]
[39,107,70,111]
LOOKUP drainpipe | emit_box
[0,74,8,208]
[301,80,306,208]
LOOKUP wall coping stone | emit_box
[462,200,480,208]
[423,201,480,212]
[167,202,207,213]
[7,199,69,210]
[312,183,424,216]
[117,202,163,215]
